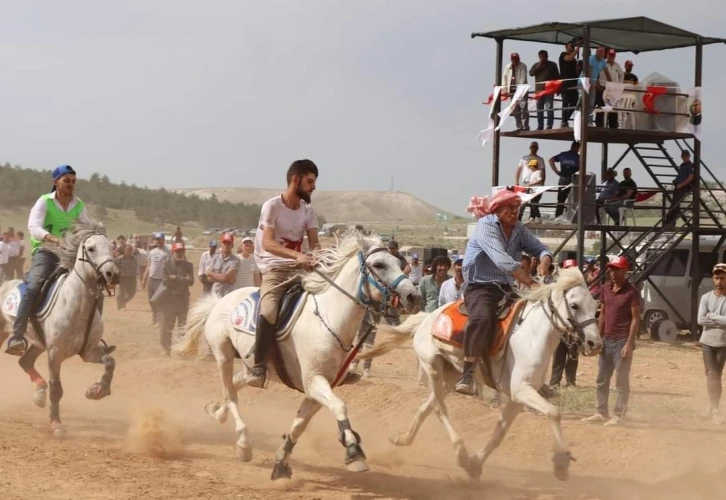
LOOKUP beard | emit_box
[296,187,312,204]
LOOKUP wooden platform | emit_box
[500,127,694,144]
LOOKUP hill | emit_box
[176,187,452,222]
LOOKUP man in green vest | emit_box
[6,165,91,355]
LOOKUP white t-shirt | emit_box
[0,242,9,265]
[235,254,259,288]
[517,155,545,184]
[254,195,318,273]
[525,169,543,186]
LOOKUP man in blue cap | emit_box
[6,165,98,355]
[197,239,218,295]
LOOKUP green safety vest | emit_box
[30,194,86,255]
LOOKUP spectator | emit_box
[596,169,620,224]
[502,52,529,131]
[559,41,580,127]
[198,240,218,295]
[438,257,464,306]
[529,49,560,130]
[207,232,240,297]
[141,232,169,326]
[597,49,624,128]
[581,46,607,122]
[408,253,423,286]
[603,167,638,226]
[664,150,695,227]
[136,242,149,279]
[6,227,20,279]
[174,226,183,243]
[159,242,194,356]
[549,141,581,219]
[388,240,410,274]
[235,236,261,289]
[697,263,726,425]
[582,256,640,427]
[521,159,544,223]
[419,256,451,312]
[0,232,11,283]
[514,141,546,188]
[623,60,638,85]
[115,244,139,311]
[15,231,26,278]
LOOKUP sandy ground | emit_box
[2,285,726,500]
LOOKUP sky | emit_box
[1,0,725,216]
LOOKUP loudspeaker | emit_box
[424,247,448,267]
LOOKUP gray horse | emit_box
[0,219,119,437]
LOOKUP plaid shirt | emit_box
[463,214,551,286]
[115,255,139,278]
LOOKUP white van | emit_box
[639,236,722,333]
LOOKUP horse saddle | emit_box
[431,297,527,358]
[2,268,69,321]
[229,283,307,341]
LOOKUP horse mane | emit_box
[301,232,383,294]
[519,267,587,302]
[48,218,107,269]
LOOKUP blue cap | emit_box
[412,253,419,259]
[153,232,165,239]
[51,165,76,191]
[209,240,218,247]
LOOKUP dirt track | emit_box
[2,287,726,500]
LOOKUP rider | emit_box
[247,159,320,388]
[455,190,553,396]
[6,165,92,355]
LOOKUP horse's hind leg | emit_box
[390,361,438,446]
[82,345,115,400]
[470,401,523,479]
[47,352,65,438]
[511,383,572,481]
[271,398,322,483]
[307,374,368,472]
[19,345,48,408]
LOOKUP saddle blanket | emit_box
[431,298,526,358]
[2,275,67,322]
[229,289,307,341]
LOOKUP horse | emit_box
[358,268,602,481]
[0,219,120,437]
[173,233,421,483]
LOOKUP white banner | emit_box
[476,86,501,146]
[600,82,626,113]
[573,110,582,142]
[496,84,530,131]
[579,76,591,95]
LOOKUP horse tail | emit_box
[173,294,219,357]
[357,312,429,360]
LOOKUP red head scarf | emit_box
[466,190,522,219]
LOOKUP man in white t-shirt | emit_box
[0,231,11,283]
[248,159,321,388]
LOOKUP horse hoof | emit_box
[346,458,369,473]
[236,446,253,462]
[552,452,573,481]
[50,422,66,439]
[271,461,292,482]
[85,383,109,400]
[204,402,227,423]
[33,388,47,408]
[272,477,292,491]
[465,459,483,480]
[388,434,410,446]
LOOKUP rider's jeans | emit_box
[12,249,59,337]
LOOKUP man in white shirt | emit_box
[501,52,529,131]
[141,232,170,325]
[596,48,624,129]
[235,236,261,289]
[198,240,217,295]
[0,231,11,283]
[6,165,99,355]
[438,257,464,307]
[248,159,320,388]
[408,254,423,286]
[6,227,20,280]
[697,263,726,425]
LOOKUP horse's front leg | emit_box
[510,383,573,481]
[19,345,49,408]
[471,401,523,477]
[271,398,322,484]
[47,352,65,438]
[82,345,115,400]
[306,374,368,472]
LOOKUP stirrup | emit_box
[100,339,116,355]
[247,365,268,389]
[5,337,28,357]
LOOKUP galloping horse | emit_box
[0,220,119,437]
[359,268,601,481]
[174,234,420,482]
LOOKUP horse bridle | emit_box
[544,289,598,356]
[76,232,116,298]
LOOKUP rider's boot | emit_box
[454,360,477,396]
[247,317,275,388]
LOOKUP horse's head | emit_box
[357,234,421,314]
[77,232,120,286]
[554,268,602,357]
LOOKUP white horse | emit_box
[174,233,421,482]
[359,268,601,481]
[0,220,119,437]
